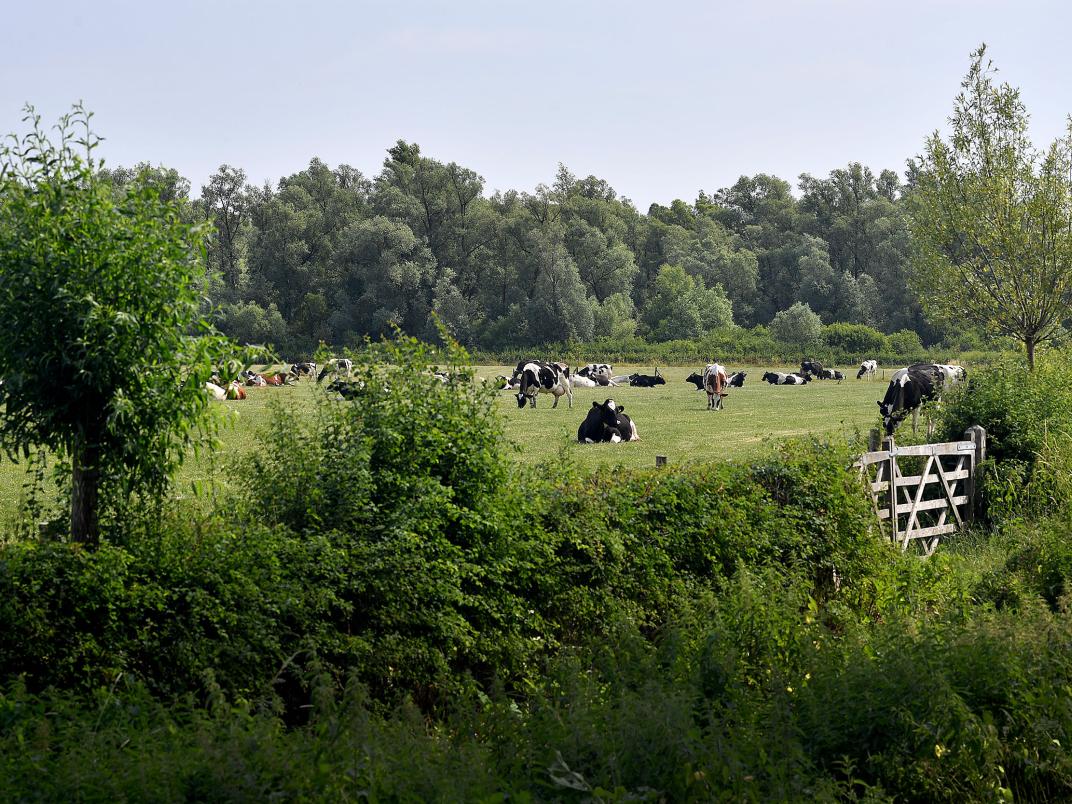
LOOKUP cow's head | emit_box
[592,399,620,433]
[877,400,901,435]
[516,391,527,408]
[685,372,704,389]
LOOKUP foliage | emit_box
[908,45,1072,369]
[639,264,733,342]
[0,106,231,545]
[82,128,934,353]
[938,351,1072,521]
[770,301,823,352]
[823,322,889,357]
[0,344,887,708]
[885,329,926,362]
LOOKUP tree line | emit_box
[100,146,930,356]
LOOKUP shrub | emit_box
[885,329,926,362]
[822,322,889,358]
[770,302,823,352]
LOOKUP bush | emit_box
[937,351,1072,521]
[884,329,926,363]
[770,302,823,352]
[822,322,889,359]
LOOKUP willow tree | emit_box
[0,106,230,546]
[908,46,1072,369]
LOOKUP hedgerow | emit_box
[5,336,1072,800]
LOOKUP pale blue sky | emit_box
[3,0,1069,208]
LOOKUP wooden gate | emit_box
[854,426,986,555]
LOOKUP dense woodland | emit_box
[101,147,932,355]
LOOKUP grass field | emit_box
[481,364,885,471]
[0,364,892,520]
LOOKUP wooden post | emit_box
[655,455,667,468]
[884,436,898,545]
[868,428,881,452]
[963,425,986,523]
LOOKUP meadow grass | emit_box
[0,363,893,518]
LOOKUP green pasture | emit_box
[0,364,893,519]
[479,364,886,471]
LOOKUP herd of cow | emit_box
[204,354,968,445]
[500,357,968,444]
[204,358,356,400]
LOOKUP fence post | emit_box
[868,428,881,452]
[884,436,898,545]
[963,425,986,523]
[655,455,667,468]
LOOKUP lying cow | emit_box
[628,368,666,387]
[577,363,613,380]
[688,368,747,391]
[762,371,810,385]
[291,361,317,378]
[317,358,353,382]
[577,399,639,443]
[516,361,573,408]
[801,359,825,379]
[820,368,845,383]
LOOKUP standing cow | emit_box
[516,361,573,409]
[878,363,945,435]
[702,363,729,410]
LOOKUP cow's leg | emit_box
[551,392,559,409]
[566,384,573,409]
[912,407,919,434]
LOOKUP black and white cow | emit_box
[800,359,825,379]
[857,360,878,380]
[516,361,573,409]
[937,364,967,384]
[317,358,353,382]
[820,368,845,383]
[577,399,639,443]
[628,368,666,387]
[691,369,746,389]
[576,363,617,387]
[577,363,614,379]
[878,363,945,436]
[762,371,810,385]
[291,361,317,378]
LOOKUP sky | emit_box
[3,0,1070,209]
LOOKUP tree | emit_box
[0,106,230,546]
[640,264,733,342]
[770,302,823,352]
[200,164,249,293]
[908,46,1072,369]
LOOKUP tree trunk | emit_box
[70,435,101,548]
[1026,336,1037,371]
